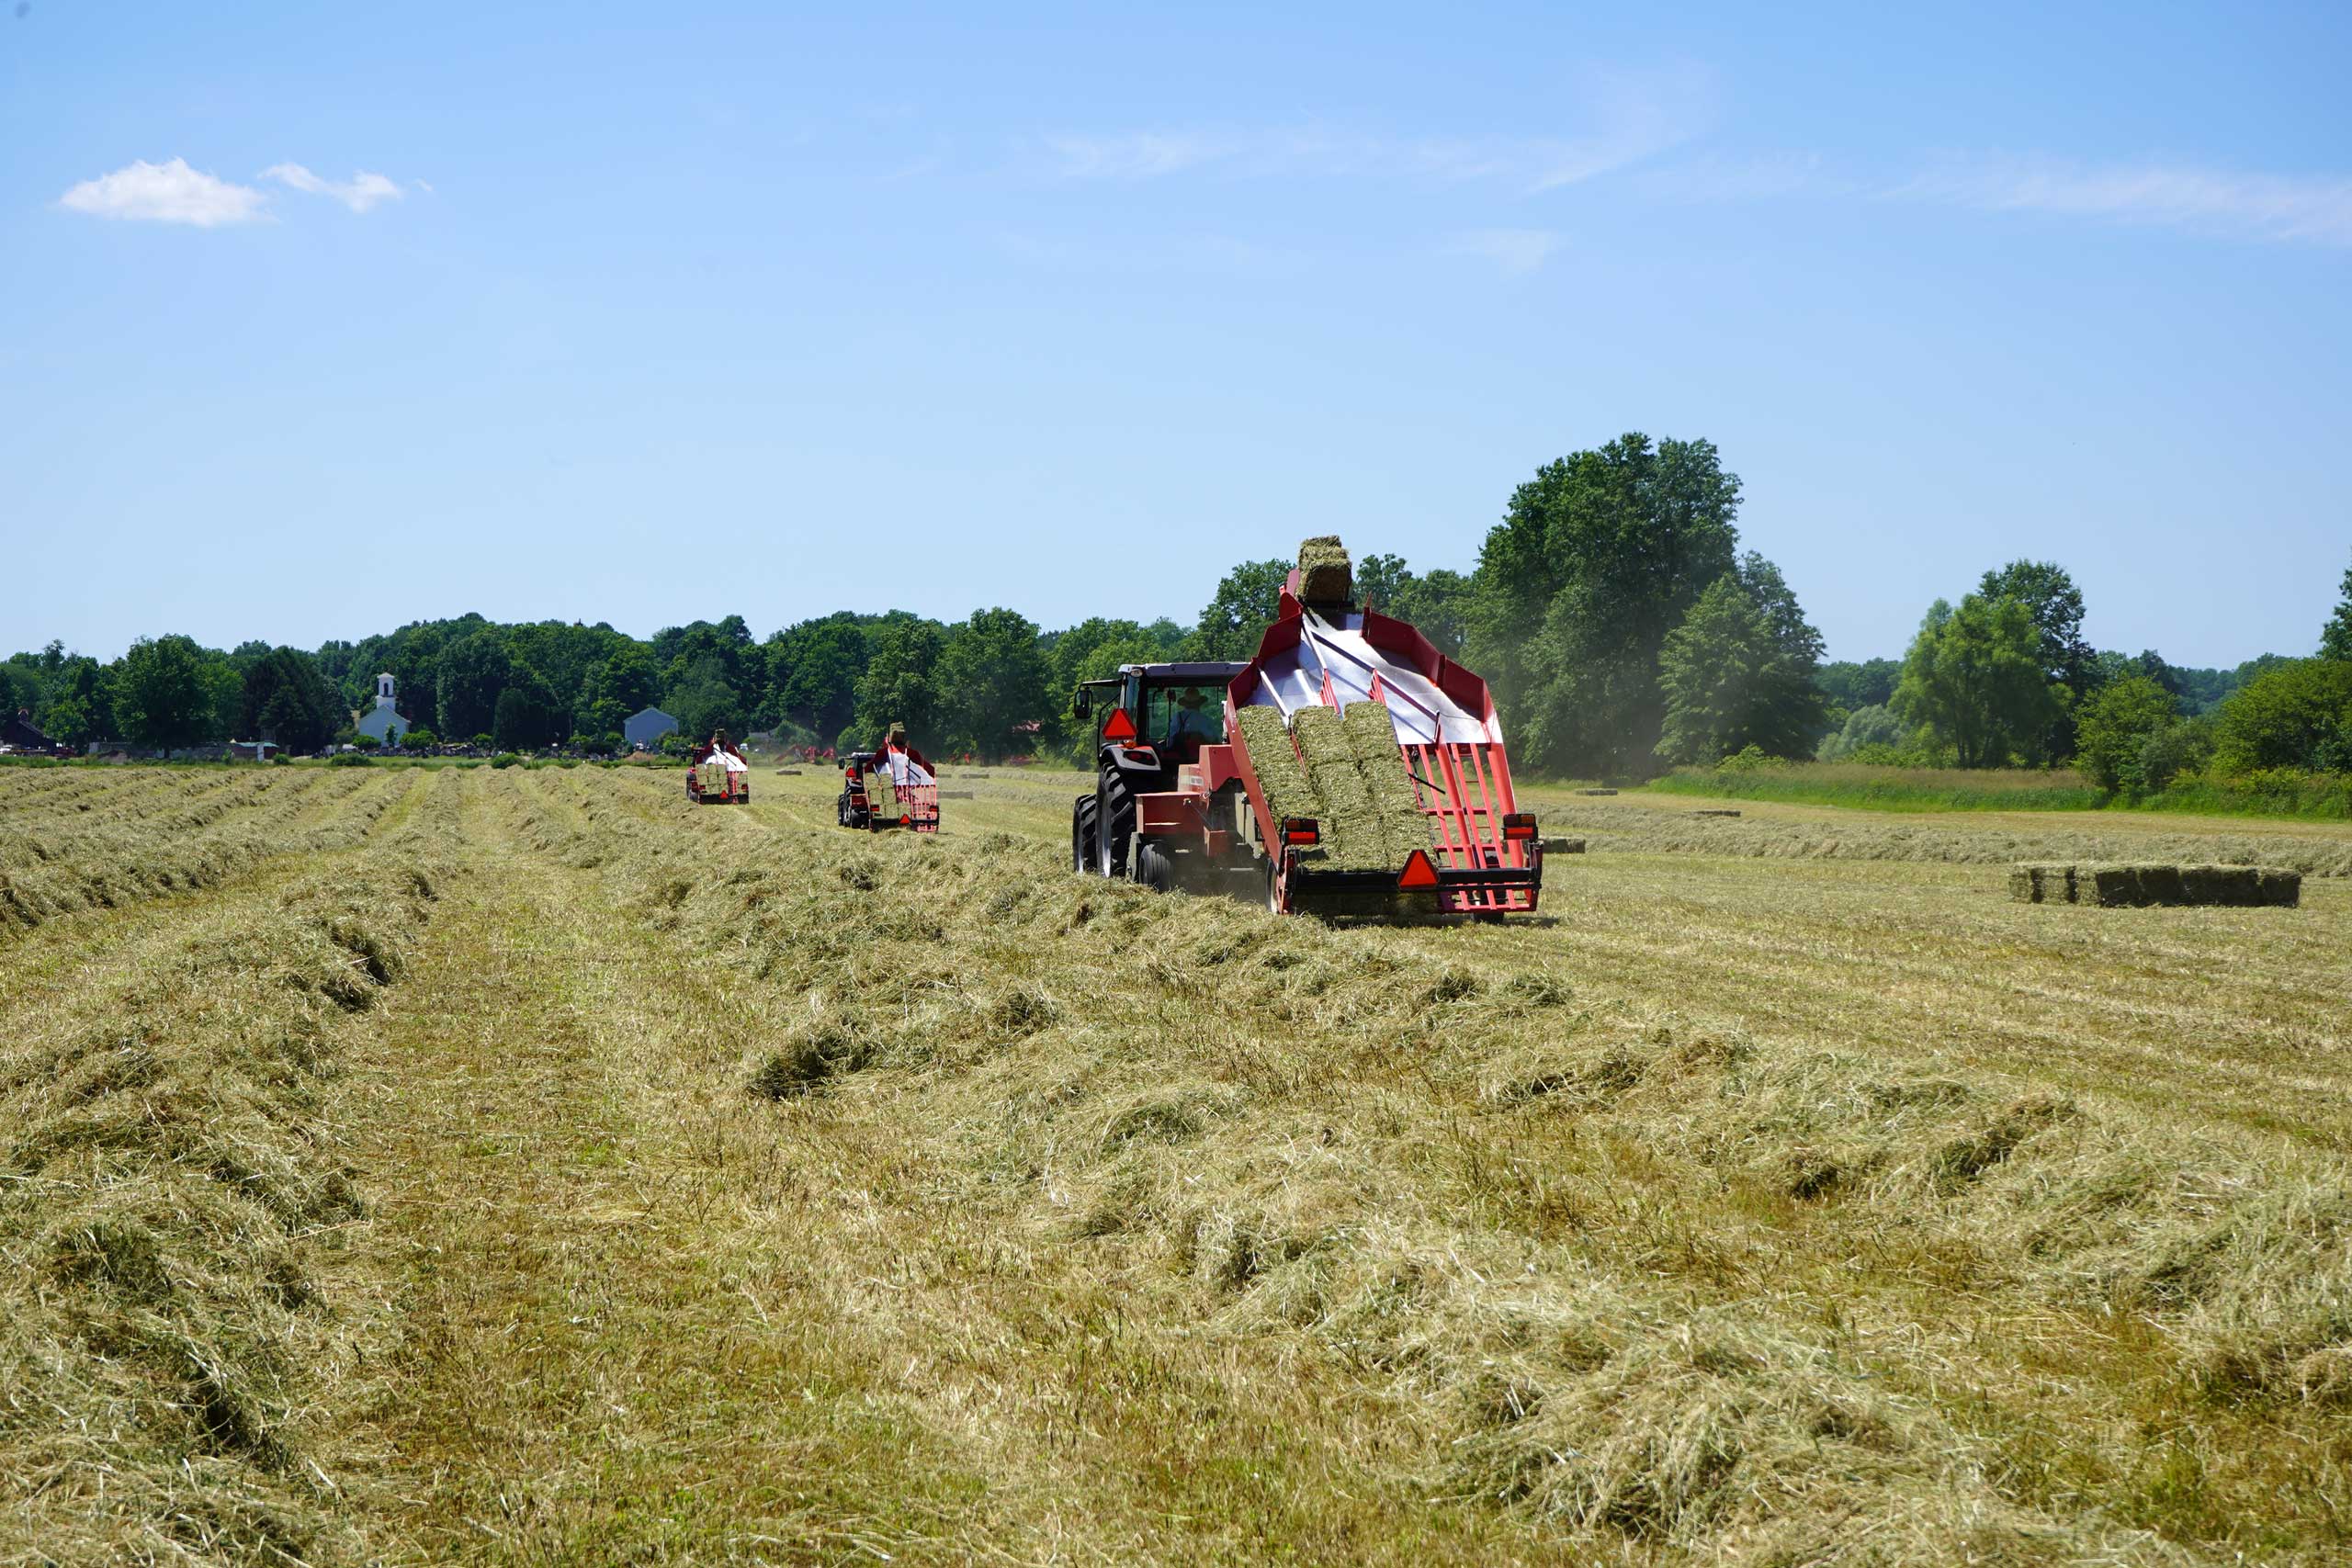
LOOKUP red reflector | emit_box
[1397,849,1439,889]
[900,814,910,826]
[1102,709,1136,743]
[1282,816,1318,846]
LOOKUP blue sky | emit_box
[4,2,2346,666]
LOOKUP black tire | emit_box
[1096,768,1135,878]
[1134,839,1175,893]
[1263,852,1284,914]
[1072,795,1098,874]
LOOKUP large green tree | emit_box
[2211,660,2352,773]
[776,615,867,739]
[1978,558,2095,758]
[2073,675,2179,793]
[1182,558,1290,661]
[1654,571,1825,764]
[111,635,216,749]
[240,647,341,753]
[1890,595,2062,767]
[937,607,1049,761]
[1466,433,1743,777]
[492,671,568,750]
[435,629,512,741]
[850,617,946,750]
[2321,551,2352,661]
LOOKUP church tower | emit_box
[375,673,395,711]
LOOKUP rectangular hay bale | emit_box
[1296,535,1353,604]
[1292,705,1390,870]
[1339,698,1436,857]
[2026,862,2300,908]
[1233,704,1321,840]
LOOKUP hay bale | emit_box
[1542,837,1586,855]
[1234,704,1320,839]
[1296,535,1352,604]
[1292,707,1389,870]
[1339,699,1436,857]
[2008,863,2075,903]
[2017,862,2300,908]
[1577,788,1617,796]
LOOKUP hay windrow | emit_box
[0,809,447,1562]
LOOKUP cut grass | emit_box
[10,764,2352,1562]
[1649,762,2106,812]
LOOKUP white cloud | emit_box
[1447,228,1565,275]
[1896,156,2352,247]
[57,158,268,226]
[1039,64,1714,194]
[262,163,405,213]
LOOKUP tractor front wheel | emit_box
[1096,771,1134,879]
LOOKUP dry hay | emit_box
[0,827,447,1562]
[1291,706,1397,872]
[2010,861,2302,907]
[1540,796,2352,879]
[532,766,2352,1561]
[1296,533,1353,604]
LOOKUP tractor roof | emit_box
[1117,661,1250,681]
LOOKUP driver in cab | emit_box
[1159,687,1221,753]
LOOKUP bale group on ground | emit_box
[2009,862,2301,908]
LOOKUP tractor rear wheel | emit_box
[1262,853,1284,914]
[1096,771,1134,879]
[1134,839,1175,893]
[1071,796,1098,874]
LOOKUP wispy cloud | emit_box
[262,163,404,213]
[57,158,268,226]
[1038,64,1714,193]
[1896,155,2352,247]
[1446,228,1565,275]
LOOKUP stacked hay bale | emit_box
[1233,705,1321,859]
[2010,862,2300,908]
[1296,535,1353,604]
[1338,698,1436,857]
[1292,707,1394,871]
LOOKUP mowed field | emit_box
[5,763,2351,1565]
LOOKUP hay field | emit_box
[4,763,2349,1564]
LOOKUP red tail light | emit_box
[1502,812,1537,841]
[1282,817,1318,846]
[1102,708,1136,743]
[1397,849,1439,889]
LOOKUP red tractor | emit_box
[1069,542,1542,919]
[836,731,941,832]
[685,734,752,804]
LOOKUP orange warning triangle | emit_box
[1397,849,1439,889]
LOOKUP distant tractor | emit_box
[686,731,752,805]
[1069,536,1542,919]
[836,726,941,832]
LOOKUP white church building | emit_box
[354,673,413,747]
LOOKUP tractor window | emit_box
[1143,683,1226,755]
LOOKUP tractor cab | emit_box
[1073,662,1244,770]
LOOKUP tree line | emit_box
[8,434,2349,788]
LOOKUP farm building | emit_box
[354,673,413,747]
[2,708,58,753]
[626,705,679,749]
